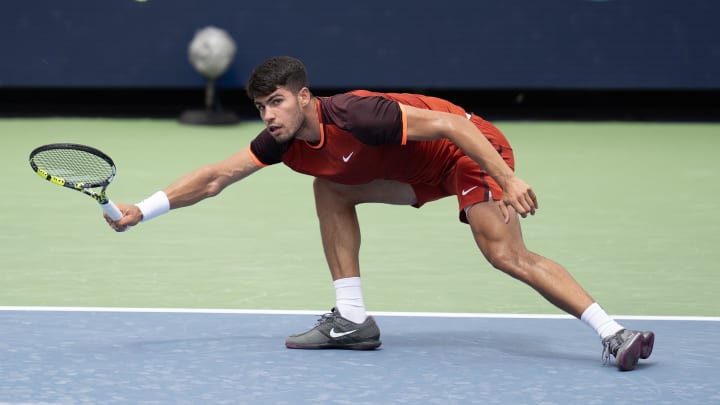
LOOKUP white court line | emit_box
[0,306,718,322]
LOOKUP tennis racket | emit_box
[29,143,123,221]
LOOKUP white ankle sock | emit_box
[333,277,367,324]
[581,302,624,339]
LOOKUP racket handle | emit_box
[102,199,123,221]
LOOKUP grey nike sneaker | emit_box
[602,329,655,371]
[285,308,381,350]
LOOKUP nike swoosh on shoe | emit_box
[329,328,358,338]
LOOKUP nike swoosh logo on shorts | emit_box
[342,152,354,162]
[329,328,358,338]
[461,186,479,196]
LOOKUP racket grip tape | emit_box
[102,200,123,221]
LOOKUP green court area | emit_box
[2,118,718,316]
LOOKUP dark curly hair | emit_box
[246,56,309,100]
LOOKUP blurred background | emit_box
[1,0,718,120]
[2,4,718,402]
[2,0,719,315]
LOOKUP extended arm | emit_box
[403,105,537,222]
[163,146,261,209]
[107,147,262,231]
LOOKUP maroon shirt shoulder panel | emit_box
[249,129,291,166]
[320,93,404,145]
[249,93,404,166]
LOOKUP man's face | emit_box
[254,86,305,143]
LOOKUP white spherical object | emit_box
[188,26,237,79]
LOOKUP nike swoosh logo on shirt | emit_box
[329,328,358,338]
[342,152,354,162]
[461,186,479,196]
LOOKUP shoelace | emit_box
[601,332,622,365]
[602,339,613,365]
[315,310,337,326]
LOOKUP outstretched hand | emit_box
[500,176,538,224]
[104,203,143,232]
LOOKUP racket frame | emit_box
[29,143,123,220]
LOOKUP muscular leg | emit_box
[284,179,413,349]
[316,177,595,317]
[309,178,651,367]
[313,178,416,281]
[466,201,655,370]
[465,200,594,318]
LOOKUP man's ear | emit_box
[298,87,311,107]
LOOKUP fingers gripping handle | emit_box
[102,199,123,221]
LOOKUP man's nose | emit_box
[262,108,275,123]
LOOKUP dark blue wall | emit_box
[2,0,719,89]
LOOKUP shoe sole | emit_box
[616,333,643,371]
[641,331,655,359]
[285,340,382,350]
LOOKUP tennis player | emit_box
[107,56,654,371]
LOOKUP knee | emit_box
[486,249,516,271]
[313,178,354,204]
[314,177,341,196]
[484,247,528,280]
[313,177,332,195]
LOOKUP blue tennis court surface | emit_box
[1,309,718,404]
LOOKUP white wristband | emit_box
[135,191,170,222]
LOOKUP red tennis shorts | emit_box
[411,115,515,223]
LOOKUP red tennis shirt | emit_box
[248,90,513,190]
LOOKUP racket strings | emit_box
[32,149,114,185]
